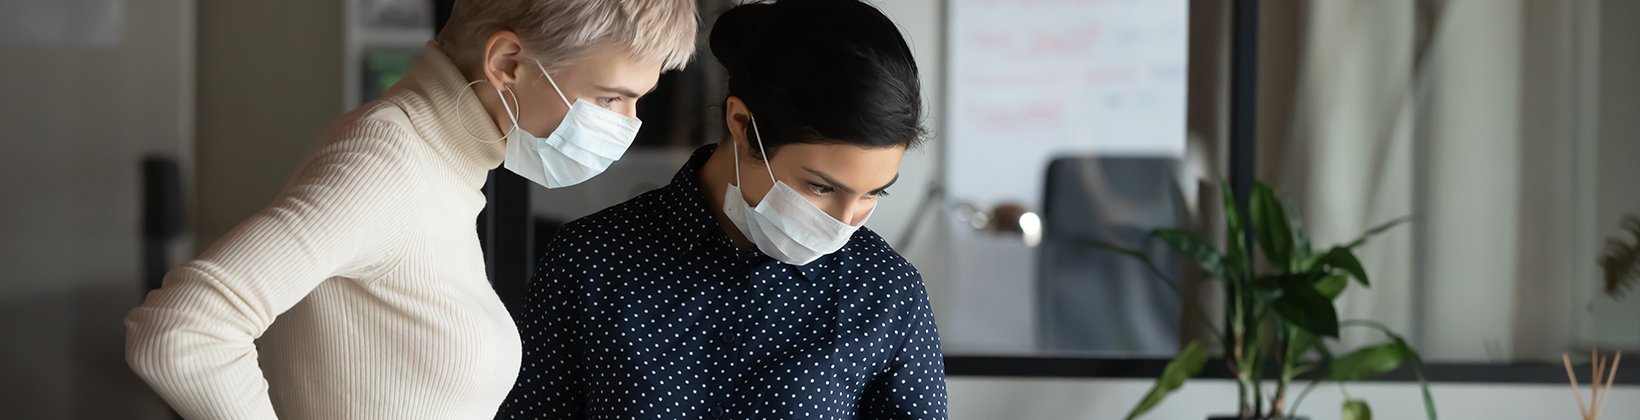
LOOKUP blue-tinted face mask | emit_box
[497,59,642,188]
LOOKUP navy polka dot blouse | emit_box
[499,145,948,419]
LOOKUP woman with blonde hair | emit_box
[124,1,699,418]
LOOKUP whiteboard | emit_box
[945,0,1188,208]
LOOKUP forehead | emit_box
[562,45,663,88]
[770,143,906,182]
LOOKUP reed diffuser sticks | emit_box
[1564,348,1623,420]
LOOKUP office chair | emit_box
[1037,156,1188,356]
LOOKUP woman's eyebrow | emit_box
[592,84,653,98]
[804,168,856,195]
[804,168,901,194]
[872,174,901,192]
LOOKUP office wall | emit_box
[0,0,190,418]
[194,0,345,247]
[0,0,346,417]
[1418,0,1525,361]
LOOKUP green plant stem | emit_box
[1227,280,1251,417]
[1249,330,1265,417]
[1272,325,1296,419]
[1288,376,1322,415]
[1340,320,1438,420]
[1094,243,1228,344]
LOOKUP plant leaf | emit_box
[1253,272,1321,290]
[1329,343,1404,381]
[1251,182,1295,266]
[1340,320,1438,419]
[1344,216,1412,249]
[1152,229,1225,278]
[1394,337,1439,420]
[1285,195,1315,265]
[1315,275,1349,300]
[1273,279,1340,337]
[1286,327,1321,367]
[1316,247,1371,287]
[1598,214,1640,299]
[1219,181,1250,281]
[1343,399,1373,420]
[1125,341,1209,419]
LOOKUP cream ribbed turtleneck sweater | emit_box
[125,42,522,419]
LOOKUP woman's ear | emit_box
[724,96,753,157]
[481,31,525,93]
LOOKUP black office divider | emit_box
[141,156,184,293]
[433,0,453,33]
[481,171,536,318]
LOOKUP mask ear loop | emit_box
[461,79,519,143]
[527,58,574,108]
[731,130,742,187]
[748,115,777,183]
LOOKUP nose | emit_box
[829,201,875,226]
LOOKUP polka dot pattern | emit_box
[500,145,948,419]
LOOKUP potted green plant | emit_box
[1102,181,1436,420]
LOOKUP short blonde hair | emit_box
[439,0,699,72]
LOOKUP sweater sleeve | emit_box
[124,120,419,419]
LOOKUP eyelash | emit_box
[808,183,891,199]
[597,97,622,107]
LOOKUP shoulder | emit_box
[843,227,918,274]
[833,228,935,336]
[297,101,427,186]
[559,189,670,241]
[837,227,924,292]
[271,101,430,212]
[544,188,673,265]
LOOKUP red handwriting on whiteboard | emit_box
[974,0,1112,7]
[965,98,1067,131]
[964,25,1103,60]
[961,66,1138,88]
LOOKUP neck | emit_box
[468,83,515,140]
[699,142,754,250]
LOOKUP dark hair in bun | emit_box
[709,0,924,157]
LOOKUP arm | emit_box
[498,230,588,419]
[124,123,418,419]
[862,275,950,420]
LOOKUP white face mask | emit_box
[499,60,642,188]
[722,116,872,265]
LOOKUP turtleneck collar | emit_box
[382,41,507,189]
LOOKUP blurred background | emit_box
[1,0,1638,418]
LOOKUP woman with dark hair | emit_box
[498,0,947,418]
